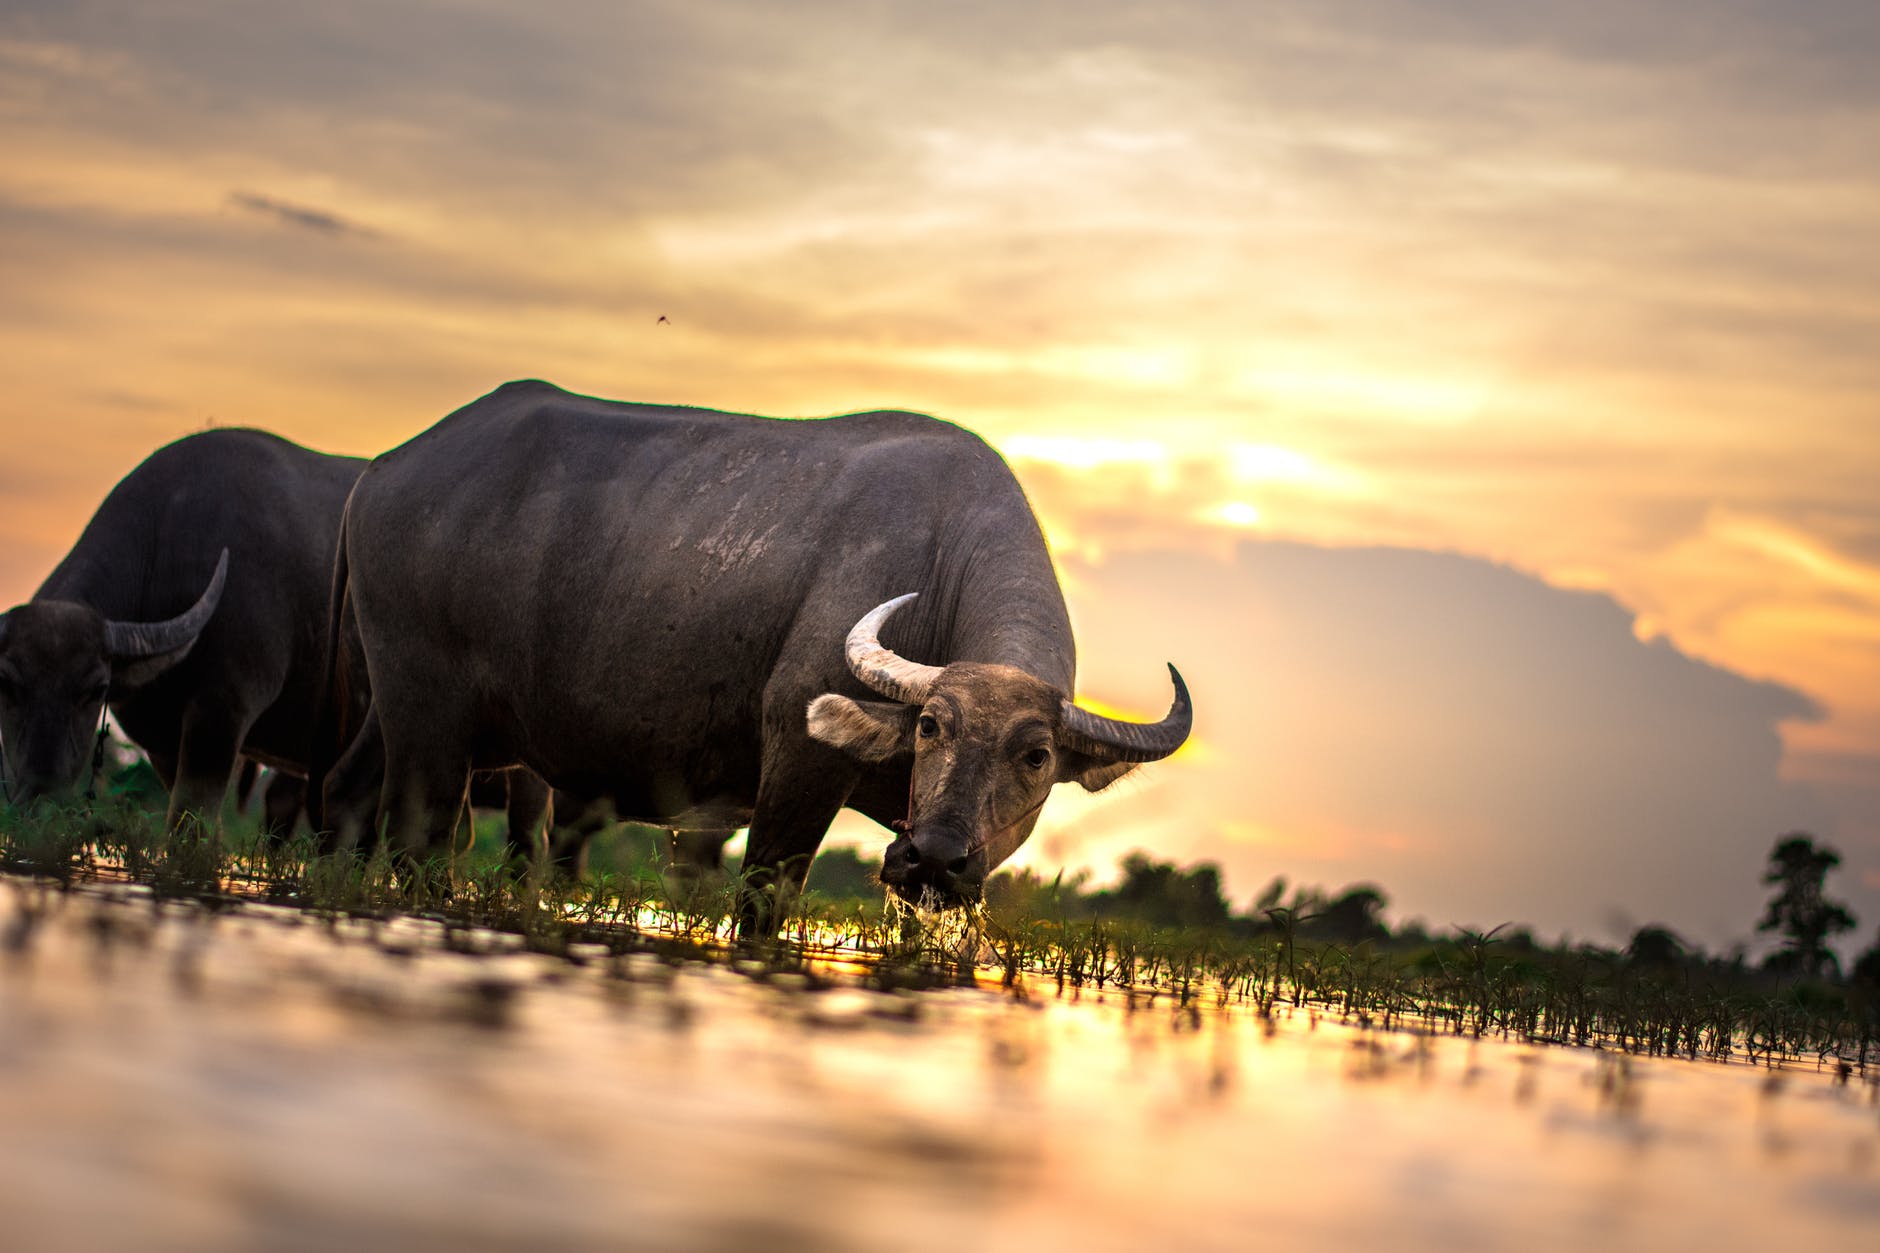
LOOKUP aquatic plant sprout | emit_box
[0,802,1874,1070]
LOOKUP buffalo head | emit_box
[806,593,1191,907]
[0,550,227,806]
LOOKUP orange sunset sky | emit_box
[3,2,1877,952]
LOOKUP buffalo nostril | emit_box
[945,856,968,875]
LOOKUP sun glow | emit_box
[1709,510,1880,601]
[1227,443,1361,493]
[1000,435,1168,469]
[1234,366,1484,425]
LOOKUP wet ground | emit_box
[1,875,1876,1252]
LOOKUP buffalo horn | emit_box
[104,549,229,659]
[844,593,943,705]
[1058,664,1193,763]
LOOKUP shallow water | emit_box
[1,876,1875,1252]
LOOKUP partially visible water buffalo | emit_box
[0,430,364,827]
[322,380,1190,928]
[235,758,307,835]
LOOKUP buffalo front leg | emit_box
[234,759,261,811]
[260,772,305,840]
[737,762,853,941]
[669,829,735,882]
[502,770,555,869]
[165,707,248,835]
[546,791,612,874]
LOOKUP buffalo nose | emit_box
[881,834,983,905]
[885,835,964,878]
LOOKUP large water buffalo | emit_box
[322,380,1190,927]
[0,430,365,827]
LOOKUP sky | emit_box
[2,0,1878,952]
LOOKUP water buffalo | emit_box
[235,759,308,835]
[0,430,364,828]
[321,380,1190,928]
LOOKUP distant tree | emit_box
[1093,853,1233,929]
[1250,876,1288,915]
[985,867,1097,920]
[1304,885,1389,944]
[1625,924,1687,968]
[1756,833,1857,978]
[1498,927,1539,953]
[1850,929,1880,991]
[805,846,881,900]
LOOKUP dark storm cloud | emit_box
[226,191,377,239]
[1064,541,1839,949]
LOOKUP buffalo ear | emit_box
[1057,750,1137,793]
[806,694,916,763]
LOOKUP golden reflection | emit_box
[2,878,1871,1252]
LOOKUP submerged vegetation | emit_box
[3,773,1878,1075]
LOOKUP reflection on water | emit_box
[1,877,1876,1252]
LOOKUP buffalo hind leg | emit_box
[319,708,387,856]
[377,733,472,892]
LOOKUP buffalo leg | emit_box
[145,747,178,793]
[377,733,471,868]
[234,759,261,811]
[502,770,554,868]
[319,708,387,855]
[737,762,852,940]
[165,707,247,834]
[260,772,305,840]
[669,829,735,881]
[546,790,611,874]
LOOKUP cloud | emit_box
[1034,541,1847,951]
[1,0,1877,948]
[226,190,378,240]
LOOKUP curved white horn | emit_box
[844,593,943,705]
[1057,664,1193,763]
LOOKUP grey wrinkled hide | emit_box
[2,430,364,827]
[327,380,1090,921]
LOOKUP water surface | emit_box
[1,878,1874,1251]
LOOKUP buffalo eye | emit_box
[917,713,939,739]
[1023,746,1050,770]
